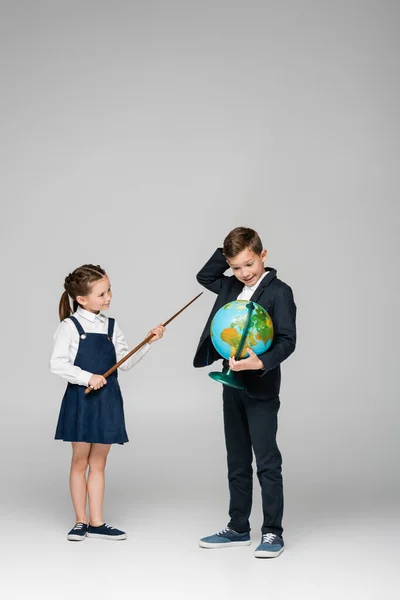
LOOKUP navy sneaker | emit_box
[199,527,251,548]
[67,522,88,541]
[254,533,284,558]
[87,523,127,540]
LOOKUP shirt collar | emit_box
[242,271,268,293]
[76,305,106,323]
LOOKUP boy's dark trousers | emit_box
[223,386,283,536]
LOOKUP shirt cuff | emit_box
[79,370,93,387]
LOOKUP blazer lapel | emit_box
[228,278,244,301]
[250,268,276,303]
[250,285,265,304]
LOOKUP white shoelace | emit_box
[217,527,231,536]
[104,524,116,530]
[262,533,277,544]
[73,523,85,531]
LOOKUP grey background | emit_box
[0,1,398,598]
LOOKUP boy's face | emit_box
[226,247,267,287]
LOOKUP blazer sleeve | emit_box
[259,284,297,374]
[196,248,230,294]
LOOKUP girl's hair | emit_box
[59,264,106,321]
[223,227,263,258]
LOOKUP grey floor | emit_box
[3,493,398,600]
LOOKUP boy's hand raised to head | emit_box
[148,323,166,344]
[229,348,264,371]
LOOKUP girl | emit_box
[50,264,165,542]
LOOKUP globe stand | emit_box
[209,369,245,389]
[209,301,255,389]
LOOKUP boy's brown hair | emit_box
[223,227,263,258]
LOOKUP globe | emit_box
[210,300,274,361]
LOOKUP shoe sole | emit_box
[86,533,127,540]
[254,547,284,558]
[67,534,87,541]
[199,540,251,549]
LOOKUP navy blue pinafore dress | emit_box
[55,316,129,444]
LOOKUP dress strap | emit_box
[107,318,115,340]
[68,316,86,338]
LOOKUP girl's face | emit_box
[77,276,113,314]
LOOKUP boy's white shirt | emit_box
[50,306,150,387]
[236,272,268,301]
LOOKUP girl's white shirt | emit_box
[50,306,150,387]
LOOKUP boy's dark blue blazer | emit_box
[193,248,297,398]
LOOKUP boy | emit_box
[193,227,296,558]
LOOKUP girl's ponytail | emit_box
[59,290,72,322]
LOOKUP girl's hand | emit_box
[229,348,264,371]
[148,323,166,344]
[88,374,107,390]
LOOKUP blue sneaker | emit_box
[254,533,284,558]
[87,523,127,540]
[67,522,88,541]
[199,527,251,548]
